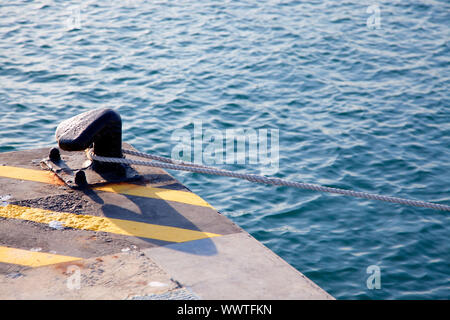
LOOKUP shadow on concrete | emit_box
[81,175,219,257]
[2,145,220,257]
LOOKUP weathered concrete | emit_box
[0,145,333,300]
[145,233,333,299]
[0,250,179,300]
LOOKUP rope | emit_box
[88,149,450,212]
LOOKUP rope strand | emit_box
[88,149,450,212]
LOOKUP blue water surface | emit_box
[0,0,449,299]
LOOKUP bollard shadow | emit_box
[80,188,104,205]
[80,174,219,257]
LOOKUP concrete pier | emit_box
[0,144,333,299]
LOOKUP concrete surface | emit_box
[0,145,333,300]
[145,233,332,299]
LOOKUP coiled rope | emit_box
[88,149,450,212]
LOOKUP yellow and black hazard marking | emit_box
[0,147,243,272]
[0,165,212,208]
[0,246,81,267]
[0,165,66,186]
[0,204,221,243]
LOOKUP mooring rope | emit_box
[88,149,450,212]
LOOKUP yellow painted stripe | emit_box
[0,165,65,185]
[0,166,213,208]
[0,204,220,243]
[0,246,81,267]
[93,183,213,208]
